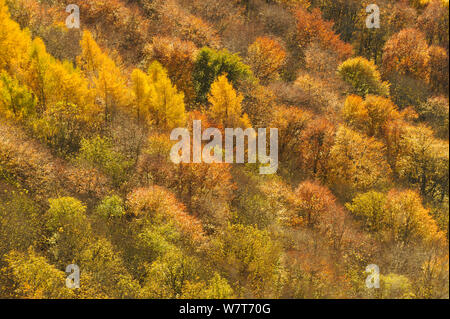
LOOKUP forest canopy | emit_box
[0,0,448,299]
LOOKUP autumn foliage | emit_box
[0,0,448,300]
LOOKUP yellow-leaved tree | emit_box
[131,68,151,125]
[77,31,129,124]
[146,61,186,131]
[207,74,250,128]
[26,38,53,114]
[328,125,391,199]
[342,94,400,137]
[0,0,31,73]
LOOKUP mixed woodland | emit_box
[0,0,449,298]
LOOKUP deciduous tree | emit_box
[338,57,390,97]
[207,74,249,128]
[247,37,286,83]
